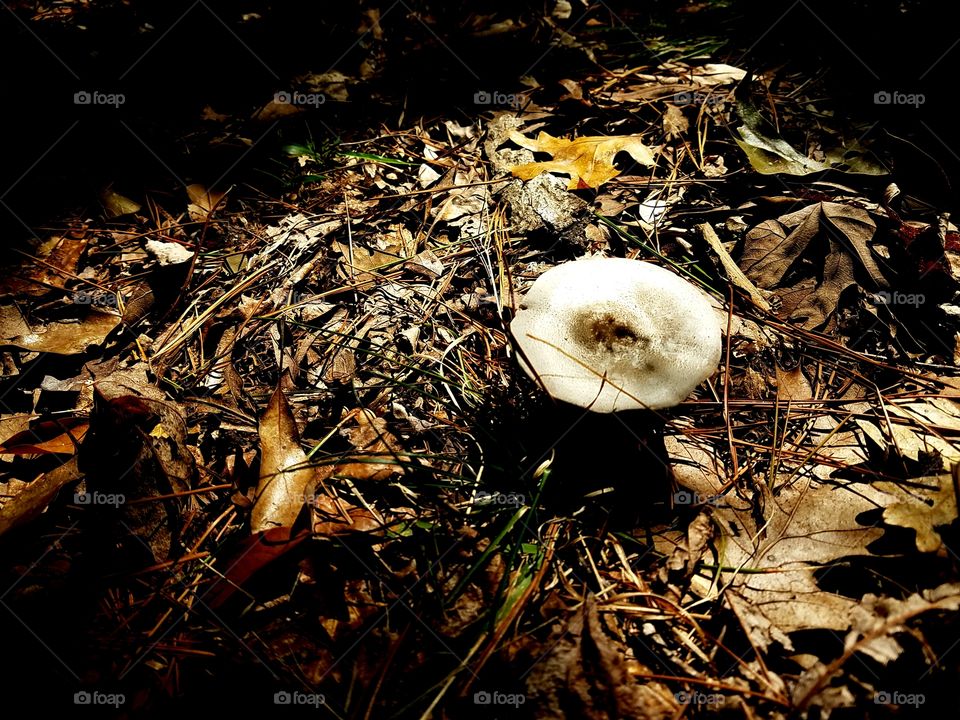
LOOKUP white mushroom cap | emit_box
[510,257,722,412]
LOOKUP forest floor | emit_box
[1,2,959,718]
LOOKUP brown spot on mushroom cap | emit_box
[510,257,722,412]
[572,311,645,351]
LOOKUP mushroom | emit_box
[510,256,722,413]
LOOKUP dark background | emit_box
[1,0,958,244]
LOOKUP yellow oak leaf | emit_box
[508,130,656,189]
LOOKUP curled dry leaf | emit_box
[334,407,409,481]
[251,385,317,532]
[0,457,82,537]
[186,183,226,222]
[508,129,656,189]
[0,234,88,297]
[0,418,88,455]
[521,594,672,720]
[311,494,385,536]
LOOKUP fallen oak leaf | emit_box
[741,202,889,329]
[508,130,657,189]
[847,586,960,664]
[665,431,886,651]
[793,583,960,711]
[875,471,958,552]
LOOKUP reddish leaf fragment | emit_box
[206,527,309,608]
[0,418,89,455]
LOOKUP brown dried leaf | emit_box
[80,382,194,560]
[206,527,310,608]
[794,242,856,329]
[0,418,88,455]
[334,408,408,481]
[508,130,656,189]
[666,431,886,650]
[38,236,89,291]
[186,183,226,221]
[332,225,415,281]
[320,576,382,641]
[0,234,89,297]
[1,306,120,355]
[742,202,888,329]
[794,584,960,708]
[775,366,813,401]
[0,457,82,537]
[311,494,384,536]
[100,188,141,217]
[876,472,958,552]
[522,594,672,719]
[251,385,317,532]
[252,97,303,122]
[745,203,830,286]
[662,103,689,141]
[856,398,960,470]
